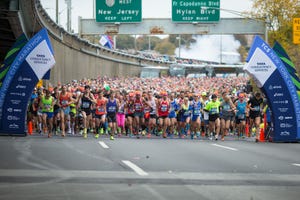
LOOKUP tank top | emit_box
[158,100,169,117]
[134,98,143,112]
[127,100,135,115]
[236,100,247,119]
[81,95,92,110]
[41,96,54,112]
[95,98,106,115]
[107,98,117,114]
[221,101,233,117]
[59,92,71,108]
[149,99,157,115]
[118,101,125,114]
[192,100,202,116]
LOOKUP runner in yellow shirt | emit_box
[204,94,221,140]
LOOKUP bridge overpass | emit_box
[0,0,264,84]
[1,0,171,84]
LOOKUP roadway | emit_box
[0,135,300,200]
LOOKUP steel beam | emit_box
[78,18,265,36]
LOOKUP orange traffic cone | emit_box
[259,127,265,142]
[245,123,249,137]
[28,121,33,135]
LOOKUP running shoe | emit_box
[190,133,194,140]
[95,134,99,139]
[110,135,114,140]
[147,133,151,138]
[100,128,104,135]
[141,130,146,136]
[174,130,178,136]
[83,133,87,139]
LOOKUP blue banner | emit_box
[0,34,28,88]
[0,28,55,135]
[244,36,300,142]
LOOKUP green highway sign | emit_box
[172,0,220,23]
[96,0,142,23]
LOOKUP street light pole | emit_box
[176,35,181,59]
[55,0,58,24]
[65,0,72,32]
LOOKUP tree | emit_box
[154,38,176,55]
[250,0,300,72]
[115,35,135,50]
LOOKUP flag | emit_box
[273,42,300,101]
[0,34,28,88]
[99,35,114,49]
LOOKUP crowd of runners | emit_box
[27,76,268,142]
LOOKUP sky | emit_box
[40,0,253,63]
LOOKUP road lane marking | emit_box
[122,160,149,176]
[98,141,109,149]
[212,143,238,151]
[292,163,300,167]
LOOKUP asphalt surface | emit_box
[0,134,300,200]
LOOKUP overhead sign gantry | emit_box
[80,0,265,36]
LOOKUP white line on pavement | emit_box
[122,160,149,176]
[212,143,238,151]
[98,141,109,149]
[292,163,300,167]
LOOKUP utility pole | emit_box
[65,0,72,32]
[55,0,58,24]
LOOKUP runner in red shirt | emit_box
[157,91,170,138]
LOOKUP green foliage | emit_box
[115,35,135,50]
[154,38,176,55]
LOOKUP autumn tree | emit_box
[251,0,300,72]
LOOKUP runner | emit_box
[201,92,210,137]
[145,91,157,138]
[125,92,135,137]
[248,92,263,142]
[157,91,170,138]
[39,89,55,138]
[220,94,235,141]
[235,93,247,138]
[106,91,119,140]
[204,94,221,140]
[179,97,192,138]
[168,92,179,138]
[133,91,144,138]
[116,93,126,136]
[52,87,61,135]
[58,85,75,137]
[191,93,202,139]
[78,85,96,138]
